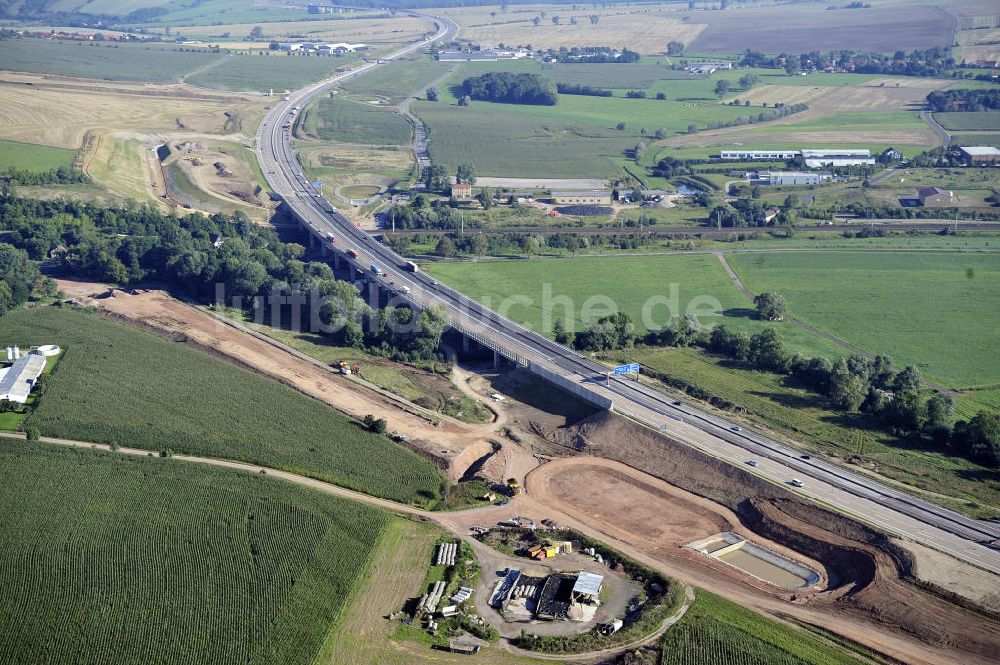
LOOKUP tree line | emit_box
[557,303,998,467]
[555,83,612,97]
[0,193,447,363]
[1,166,88,187]
[927,88,1000,113]
[739,47,955,77]
[461,72,557,106]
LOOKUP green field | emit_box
[0,139,75,172]
[0,441,388,665]
[340,59,451,102]
[303,98,412,145]
[728,252,1000,389]
[414,101,634,178]
[425,254,845,357]
[0,306,444,506]
[628,345,999,514]
[660,590,869,665]
[949,132,1000,149]
[0,39,223,82]
[935,112,1000,132]
[736,110,927,137]
[187,53,349,92]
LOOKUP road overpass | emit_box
[255,14,1000,575]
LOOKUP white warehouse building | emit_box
[0,353,46,404]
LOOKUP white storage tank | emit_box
[35,345,61,357]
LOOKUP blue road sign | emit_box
[613,362,640,375]
[312,181,323,189]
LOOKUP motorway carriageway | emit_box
[255,16,1000,576]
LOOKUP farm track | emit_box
[712,251,954,393]
[8,431,993,665]
[3,431,693,664]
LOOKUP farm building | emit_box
[438,49,500,62]
[451,182,473,198]
[765,171,832,186]
[0,353,46,404]
[719,149,799,161]
[551,191,612,205]
[686,62,733,75]
[572,572,604,603]
[801,149,875,168]
[918,186,954,206]
[719,148,873,168]
[959,146,1000,165]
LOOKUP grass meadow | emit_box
[425,254,845,357]
[187,53,350,92]
[414,101,635,178]
[728,251,1000,389]
[340,59,451,102]
[303,98,412,146]
[625,345,999,514]
[0,39,223,82]
[935,112,1000,131]
[0,442,388,665]
[0,306,444,506]
[0,138,75,172]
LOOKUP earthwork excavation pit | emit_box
[687,532,821,590]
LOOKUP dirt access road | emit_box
[14,429,993,665]
[65,284,496,479]
[50,283,999,665]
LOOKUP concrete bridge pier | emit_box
[494,350,500,369]
[462,335,470,353]
[332,252,341,270]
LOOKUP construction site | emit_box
[57,282,1000,665]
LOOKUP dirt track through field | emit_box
[712,251,954,393]
[14,429,994,665]
[70,287,494,478]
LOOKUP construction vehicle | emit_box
[506,477,523,495]
[337,361,360,375]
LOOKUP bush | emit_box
[25,427,40,441]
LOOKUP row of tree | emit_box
[739,47,955,77]
[0,243,39,315]
[0,192,447,362]
[461,72,558,106]
[1,166,88,187]
[926,88,1000,113]
[560,303,998,467]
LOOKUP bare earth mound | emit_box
[538,411,1000,665]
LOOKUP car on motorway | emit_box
[800,454,811,460]
[745,459,758,467]
[730,425,742,432]
[672,400,682,406]
[790,479,804,488]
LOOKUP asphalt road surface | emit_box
[255,14,1000,576]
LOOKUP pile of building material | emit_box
[528,540,574,560]
[418,581,447,614]
[450,586,473,604]
[435,541,459,566]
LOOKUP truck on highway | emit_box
[404,260,419,273]
[371,264,383,276]
[346,249,358,258]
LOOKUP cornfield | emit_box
[0,307,445,506]
[660,591,868,665]
[0,442,389,665]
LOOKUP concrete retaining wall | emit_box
[527,361,614,410]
